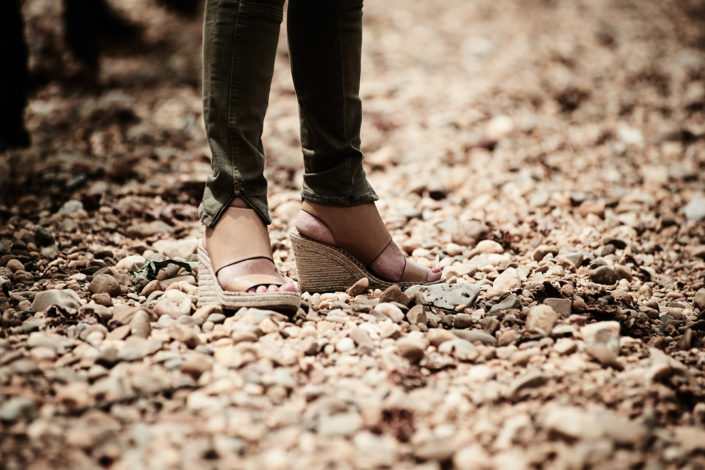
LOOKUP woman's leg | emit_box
[287,0,441,283]
[199,0,296,294]
[199,0,285,227]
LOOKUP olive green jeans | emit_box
[199,0,378,227]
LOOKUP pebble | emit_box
[581,321,621,368]
[589,266,618,285]
[554,338,577,355]
[694,288,705,311]
[373,302,405,323]
[486,267,521,297]
[489,294,522,313]
[684,193,705,221]
[169,324,202,348]
[380,285,412,306]
[544,298,571,316]
[0,396,38,422]
[427,328,457,346]
[526,305,558,335]
[6,259,24,272]
[406,305,426,325]
[396,336,426,362]
[556,252,584,269]
[336,337,356,353]
[32,289,82,312]
[317,412,362,437]
[89,274,121,296]
[154,289,192,318]
[453,445,490,470]
[438,338,478,361]
[130,309,152,338]
[180,353,212,379]
[508,371,546,400]
[452,329,497,346]
[153,238,199,259]
[346,277,369,296]
[115,254,147,270]
[350,328,374,348]
[407,281,482,310]
[140,279,163,297]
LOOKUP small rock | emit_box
[169,324,201,348]
[96,347,119,367]
[554,338,577,355]
[451,219,488,246]
[544,298,571,316]
[694,288,705,311]
[336,337,356,353]
[541,406,602,440]
[468,240,504,258]
[32,289,82,312]
[414,437,457,461]
[581,321,621,368]
[180,353,211,379]
[115,254,147,270]
[406,305,426,325]
[56,382,92,410]
[130,309,151,338]
[526,305,558,335]
[154,289,192,318]
[590,266,618,285]
[452,329,497,346]
[89,274,121,297]
[58,200,84,216]
[674,426,705,452]
[454,445,490,470]
[489,294,522,313]
[407,281,481,310]
[427,329,457,346]
[684,193,705,222]
[438,338,478,361]
[380,285,412,306]
[140,279,163,297]
[91,292,113,307]
[350,328,374,348]
[346,277,369,296]
[34,227,55,246]
[6,259,24,272]
[318,413,362,437]
[485,114,514,140]
[373,303,405,323]
[486,268,521,297]
[396,336,426,362]
[153,238,199,259]
[508,371,546,400]
[0,396,38,422]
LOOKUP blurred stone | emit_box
[32,289,81,312]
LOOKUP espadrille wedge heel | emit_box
[289,201,444,294]
[197,206,300,313]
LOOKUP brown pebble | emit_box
[92,293,113,307]
[346,278,369,296]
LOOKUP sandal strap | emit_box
[206,207,273,274]
[400,259,429,283]
[224,274,284,292]
[302,201,392,266]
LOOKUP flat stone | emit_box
[406,304,426,325]
[115,254,146,270]
[380,284,412,306]
[541,405,603,440]
[180,353,211,379]
[350,328,374,348]
[153,238,199,259]
[414,437,457,461]
[406,281,481,310]
[154,289,192,318]
[556,252,584,269]
[336,337,356,352]
[489,294,521,313]
[581,321,621,368]
[32,289,82,312]
[317,412,362,437]
[452,329,497,346]
[544,298,572,316]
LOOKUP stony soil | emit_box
[2,0,705,468]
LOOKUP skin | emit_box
[216,198,442,293]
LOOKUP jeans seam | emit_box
[337,6,347,145]
[227,0,242,196]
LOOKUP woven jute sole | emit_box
[289,230,444,294]
[197,245,301,313]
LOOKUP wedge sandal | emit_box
[197,206,300,313]
[289,201,444,293]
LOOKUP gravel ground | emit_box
[2,0,705,468]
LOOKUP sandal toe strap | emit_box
[400,259,429,283]
[224,274,284,292]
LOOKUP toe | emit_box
[280,281,298,293]
[256,285,267,294]
[267,284,279,293]
[426,267,443,281]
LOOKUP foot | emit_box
[295,209,442,283]
[214,198,297,294]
